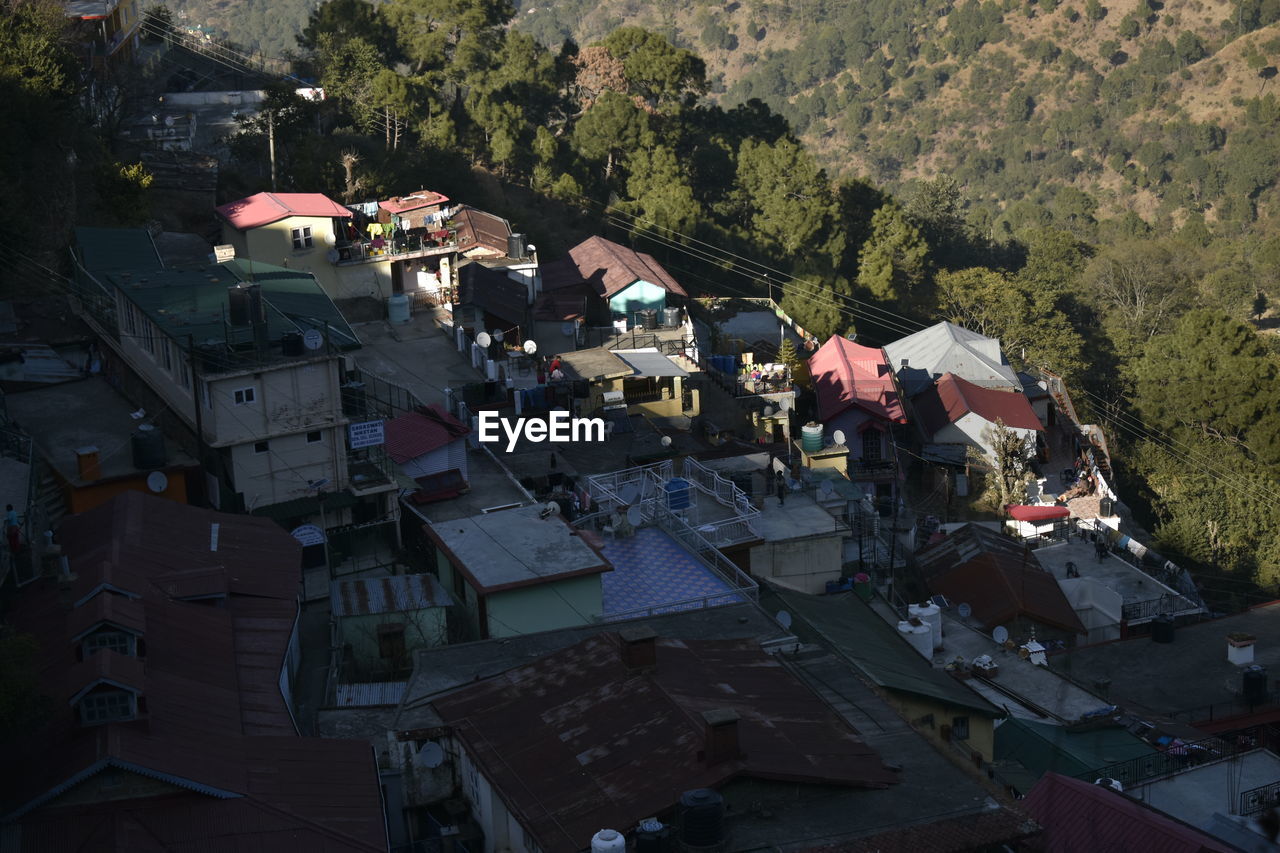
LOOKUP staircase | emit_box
[33,459,67,534]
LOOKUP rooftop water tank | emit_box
[1244,665,1268,705]
[663,306,681,327]
[679,789,725,847]
[281,331,304,357]
[909,601,944,650]
[640,308,659,330]
[898,619,932,660]
[388,293,411,325]
[591,829,627,853]
[801,423,824,453]
[635,818,671,853]
[665,477,692,511]
[131,424,166,471]
[1151,613,1175,644]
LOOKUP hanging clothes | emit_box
[366,222,383,237]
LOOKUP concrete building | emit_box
[540,235,687,331]
[65,0,143,72]
[332,573,453,681]
[424,504,612,639]
[68,227,398,542]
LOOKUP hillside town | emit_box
[4,1,1280,852]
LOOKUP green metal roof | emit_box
[778,590,1000,716]
[74,227,163,272]
[994,717,1157,780]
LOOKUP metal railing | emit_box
[1076,726,1272,787]
[1121,594,1198,623]
[1242,779,1280,817]
[683,457,758,518]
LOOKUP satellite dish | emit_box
[146,471,168,493]
[763,406,775,417]
[416,741,445,769]
[475,331,492,348]
[523,340,538,355]
[846,332,858,342]
[526,242,537,254]
[619,485,640,505]
[493,329,504,343]
[957,602,973,620]
[626,506,642,525]
[303,329,324,350]
[324,231,336,247]
[779,397,792,412]
[993,625,1010,645]
[776,610,793,630]
[832,429,846,446]
[660,436,673,447]
[540,501,560,519]
[561,322,576,337]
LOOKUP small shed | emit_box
[332,573,454,679]
[384,405,471,481]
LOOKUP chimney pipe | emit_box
[619,625,657,671]
[702,709,741,765]
[75,446,101,481]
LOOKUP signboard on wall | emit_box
[290,524,326,546]
[348,420,385,449]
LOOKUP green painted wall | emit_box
[609,279,668,321]
[485,574,604,638]
[340,609,448,678]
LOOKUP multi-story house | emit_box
[68,226,399,542]
[65,0,143,73]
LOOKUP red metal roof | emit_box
[383,405,470,464]
[916,372,1043,435]
[1007,504,1071,523]
[432,633,899,853]
[378,190,450,216]
[216,192,352,230]
[4,492,387,851]
[809,336,907,424]
[565,235,687,299]
[1022,772,1237,853]
[916,524,1086,635]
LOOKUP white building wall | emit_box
[454,739,537,853]
[400,439,469,481]
[935,415,1037,464]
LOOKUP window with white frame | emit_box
[233,386,256,405]
[79,690,136,725]
[141,319,155,355]
[200,378,212,409]
[83,629,135,658]
[180,360,192,390]
[161,339,173,372]
[291,226,313,250]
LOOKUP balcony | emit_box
[347,447,397,496]
[331,231,459,267]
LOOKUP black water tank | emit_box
[1244,665,1268,705]
[679,789,724,847]
[507,232,526,259]
[641,309,659,330]
[635,818,672,853]
[1151,614,1175,644]
[130,424,166,470]
[281,332,304,357]
[1099,496,1115,516]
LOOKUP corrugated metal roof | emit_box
[216,192,352,230]
[74,227,162,272]
[432,632,899,853]
[915,372,1044,435]
[1022,772,1237,853]
[883,321,1019,397]
[383,405,470,464]
[336,682,408,707]
[332,573,453,616]
[809,336,907,423]
[613,347,689,377]
[566,235,686,298]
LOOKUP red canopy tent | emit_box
[1006,504,1070,523]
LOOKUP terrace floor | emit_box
[598,527,741,618]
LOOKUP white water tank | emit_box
[591,829,627,853]
[898,619,933,660]
[910,601,943,650]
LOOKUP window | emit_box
[200,379,212,409]
[306,431,323,444]
[83,629,135,657]
[862,428,882,462]
[161,339,173,372]
[378,623,406,660]
[291,226,313,250]
[254,441,269,454]
[233,387,256,405]
[79,690,136,725]
[141,319,155,355]
[180,360,191,390]
[951,716,970,740]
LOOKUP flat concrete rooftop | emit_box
[1035,539,1196,612]
[1142,749,1280,835]
[428,503,609,591]
[405,446,530,523]
[752,492,847,541]
[350,311,485,411]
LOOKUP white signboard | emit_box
[290,524,326,546]
[348,420,385,449]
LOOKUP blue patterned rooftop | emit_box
[599,527,742,618]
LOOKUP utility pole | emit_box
[267,109,277,191]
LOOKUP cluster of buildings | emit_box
[1,176,1278,853]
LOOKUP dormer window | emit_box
[78,689,137,725]
[82,629,137,658]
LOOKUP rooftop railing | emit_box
[1241,779,1280,817]
[1075,726,1274,788]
